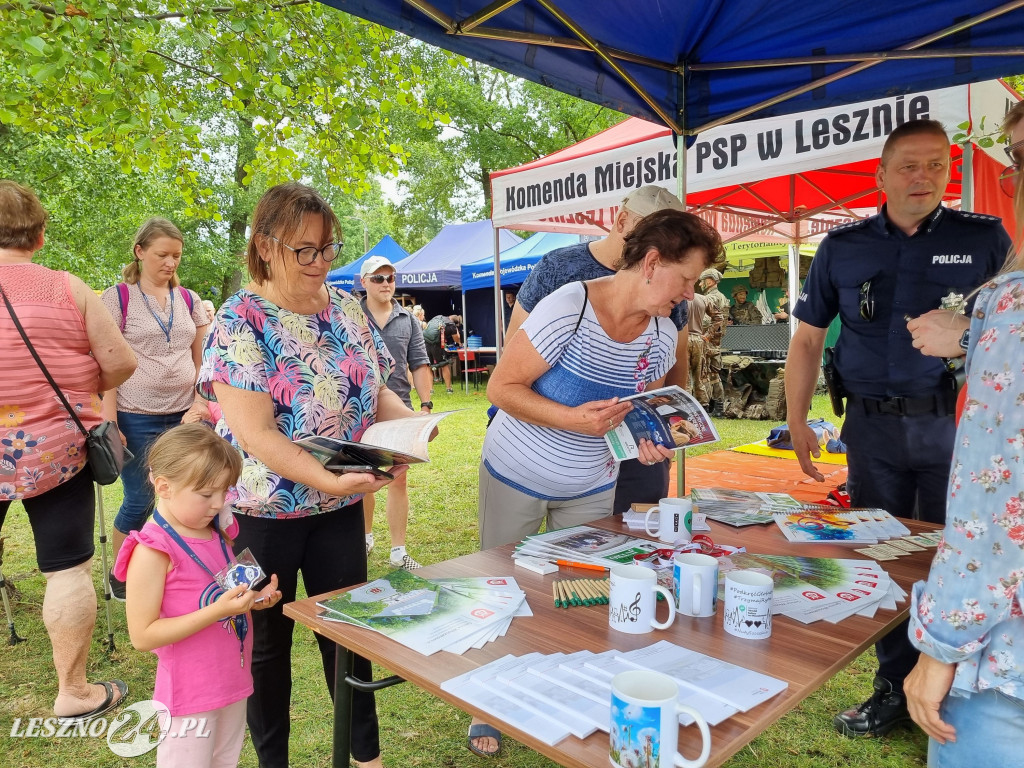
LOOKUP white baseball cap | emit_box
[621,186,686,217]
[359,256,396,279]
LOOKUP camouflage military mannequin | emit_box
[686,292,711,406]
[698,268,728,414]
[729,285,763,325]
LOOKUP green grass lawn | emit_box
[0,391,927,766]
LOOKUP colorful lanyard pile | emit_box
[153,511,248,667]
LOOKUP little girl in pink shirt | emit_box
[115,424,281,767]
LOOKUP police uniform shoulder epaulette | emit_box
[827,218,872,236]
[948,209,1003,226]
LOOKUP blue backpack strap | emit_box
[116,283,130,332]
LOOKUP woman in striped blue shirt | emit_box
[479,209,724,549]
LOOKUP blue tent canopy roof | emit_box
[396,219,522,290]
[325,235,411,290]
[320,1,1024,136]
[461,232,580,291]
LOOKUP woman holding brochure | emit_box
[480,209,723,549]
[471,209,722,758]
[904,102,1024,765]
[197,182,423,768]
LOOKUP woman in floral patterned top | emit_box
[905,102,1024,767]
[197,183,418,768]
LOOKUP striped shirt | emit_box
[483,282,675,500]
[0,264,102,500]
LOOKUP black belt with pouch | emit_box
[847,391,957,418]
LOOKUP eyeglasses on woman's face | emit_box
[1000,137,1024,198]
[270,236,343,265]
[365,273,396,285]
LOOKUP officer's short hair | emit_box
[880,120,949,165]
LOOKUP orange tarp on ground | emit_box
[668,450,847,504]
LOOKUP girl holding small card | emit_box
[115,424,281,767]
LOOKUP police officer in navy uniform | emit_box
[785,119,1012,739]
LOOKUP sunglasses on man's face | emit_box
[366,274,396,284]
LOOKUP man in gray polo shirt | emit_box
[360,256,434,569]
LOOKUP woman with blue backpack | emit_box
[100,217,210,601]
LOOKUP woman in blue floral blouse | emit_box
[198,183,417,768]
[905,101,1024,767]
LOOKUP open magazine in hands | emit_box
[604,386,718,461]
[293,411,453,470]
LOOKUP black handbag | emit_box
[0,283,131,485]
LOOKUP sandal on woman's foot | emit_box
[467,723,502,757]
[56,679,128,723]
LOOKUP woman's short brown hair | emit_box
[247,183,341,285]
[0,180,48,251]
[618,209,725,272]
[122,217,184,286]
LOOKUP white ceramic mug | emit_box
[672,553,719,618]
[610,669,711,768]
[645,498,693,544]
[723,570,774,640]
[609,564,676,634]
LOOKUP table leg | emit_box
[333,643,354,768]
[332,642,406,768]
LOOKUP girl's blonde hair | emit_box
[147,424,242,493]
[122,217,184,286]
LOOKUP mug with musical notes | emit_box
[608,564,676,634]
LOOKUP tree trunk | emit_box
[222,117,255,299]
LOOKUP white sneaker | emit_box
[390,553,422,570]
[365,534,374,555]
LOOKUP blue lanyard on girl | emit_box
[153,510,248,667]
[139,287,174,347]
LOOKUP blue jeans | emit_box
[929,688,1024,767]
[112,410,186,533]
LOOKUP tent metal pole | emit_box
[675,70,687,500]
[494,228,504,361]
[462,290,470,394]
[961,142,974,212]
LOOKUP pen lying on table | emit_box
[555,560,609,571]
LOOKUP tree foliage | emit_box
[381,45,624,250]
[2,1,1020,293]
[0,0,444,215]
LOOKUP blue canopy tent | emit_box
[322,2,1024,136]
[320,0,1024,355]
[393,219,522,292]
[459,231,580,292]
[460,232,581,353]
[325,235,411,291]
[387,220,521,393]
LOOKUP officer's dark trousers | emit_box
[613,458,671,514]
[842,403,956,689]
